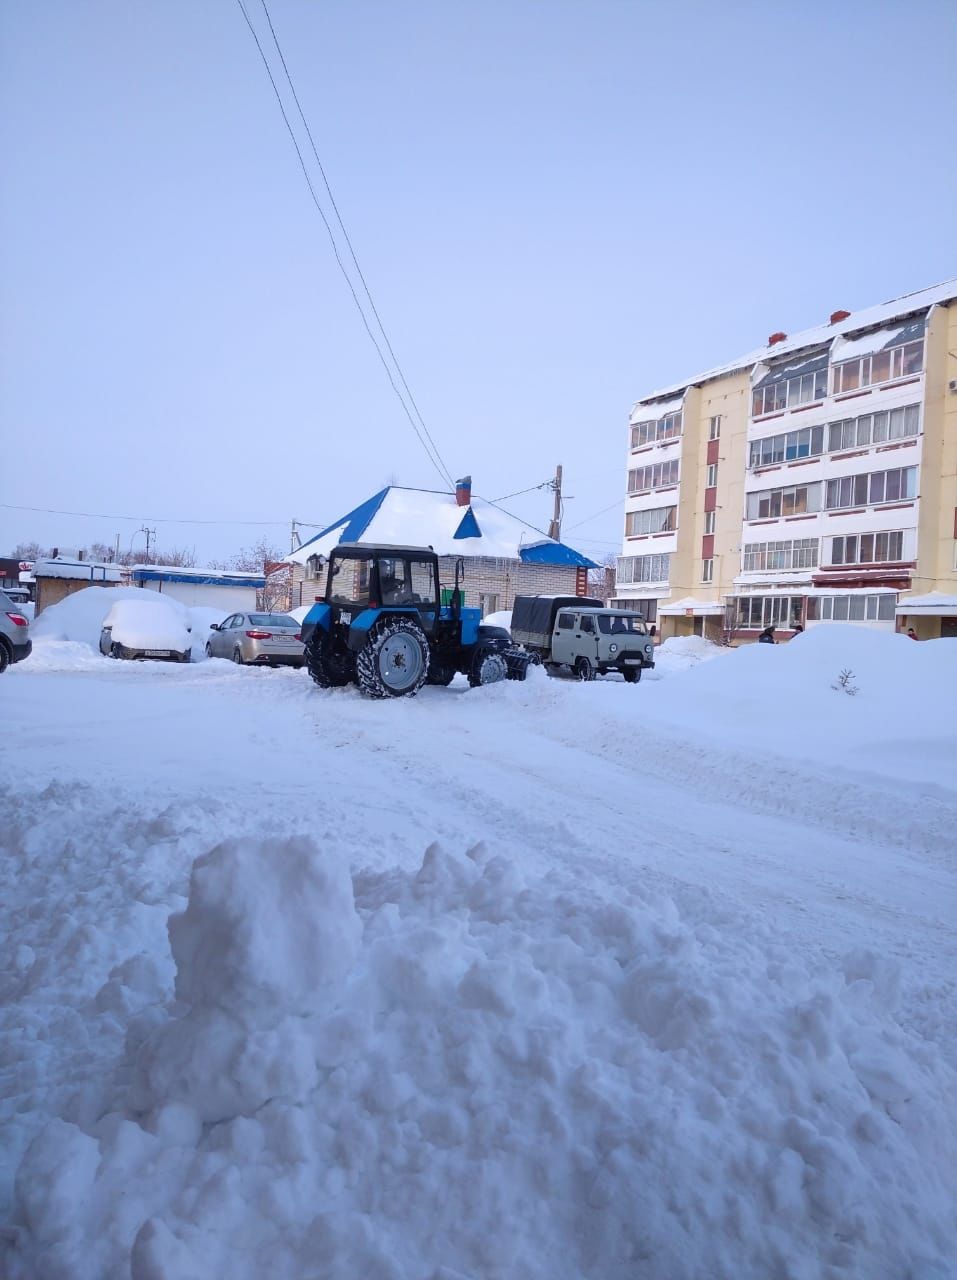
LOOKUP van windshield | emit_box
[597,614,646,635]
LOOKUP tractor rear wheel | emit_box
[305,633,354,688]
[356,617,429,698]
[469,650,508,688]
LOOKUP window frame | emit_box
[831,339,924,395]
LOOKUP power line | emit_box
[235,0,455,490]
[490,479,553,503]
[565,496,624,531]
[0,502,326,528]
[255,0,453,491]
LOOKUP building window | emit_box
[742,538,819,573]
[736,596,804,629]
[824,466,917,511]
[479,593,498,616]
[832,340,923,395]
[704,510,716,535]
[752,367,828,417]
[624,505,677,537]
[631,411,683,449]
[749,424,826,469]
[706,463,718,487]
[746,482,822,521]
[810,594,896,622]
[627,459,680,494]
[616,553,670,585]
[701,559,714,583]
[829,531,904,565]
[709,415,721,440]
[827,404,920,452]
[611,598,658,622]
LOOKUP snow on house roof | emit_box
[131,565,266,588]
[34,557,125,582]
[633,277,957,408]
[287,486,598,569]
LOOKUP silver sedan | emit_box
[206,612,305,668]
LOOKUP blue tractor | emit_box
[299,543,531,698]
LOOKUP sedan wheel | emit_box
[205,642,213,658]
[233,648,244,665]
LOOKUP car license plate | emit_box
[340,611,352,625]
[624,658,641,665]
[145,649,170,657]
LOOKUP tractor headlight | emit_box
[609,643,618,653]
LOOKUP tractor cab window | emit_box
[409,559,437,606]
[377,558,414,605]
[328,555,373,607]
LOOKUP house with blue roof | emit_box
[286,477,598,615]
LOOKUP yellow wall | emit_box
[916,301,957,591]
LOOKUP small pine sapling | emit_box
[832,668,859,696]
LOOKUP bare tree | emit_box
[10,541,46,560]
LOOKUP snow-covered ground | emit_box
[2,593,956,1279]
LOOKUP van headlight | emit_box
[609,643,618,653]
[644,644,652,654]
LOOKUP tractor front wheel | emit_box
[356,617,429,698]
[469,650,508,688]
[305,633,354,688]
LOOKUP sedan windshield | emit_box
[597,614,646,635]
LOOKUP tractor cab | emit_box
[326,544,440,632]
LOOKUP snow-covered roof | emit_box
[634,277,957,406]
[131,565,266,588]
[287,486,597,569]
[896,592,957,617]
[34,557,124,582]
[629,393,685,425]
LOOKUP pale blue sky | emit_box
[2,0,955,563]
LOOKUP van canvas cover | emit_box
[510,595,602,645]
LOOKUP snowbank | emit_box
[28,587,228,663]
[9,833,956,1279]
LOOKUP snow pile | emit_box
[10,834,957,1279]
[645,633,724,679]
[28,587,228,663]
[104,599,191,653]
[636,625,957,784]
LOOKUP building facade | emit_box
[615,280,957,640]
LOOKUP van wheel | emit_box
[574,656,595,681]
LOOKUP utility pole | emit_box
[139,526,156,564]
[547,464,563,541]
[290,519,302,553]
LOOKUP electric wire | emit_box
[490,480,553,503]
[255,0,454,491]
[235,0,455,490]
[0,502,326,528]
[565,496,624,531]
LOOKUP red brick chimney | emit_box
[768,331,787,346]
[455,475,472,507]
[829,309,851,324]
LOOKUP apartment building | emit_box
[615,279,957,641]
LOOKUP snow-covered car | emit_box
[0,588,32,672]
[99,597,191,663]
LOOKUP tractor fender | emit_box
[346,608,425,651]
[300,603,332,647]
